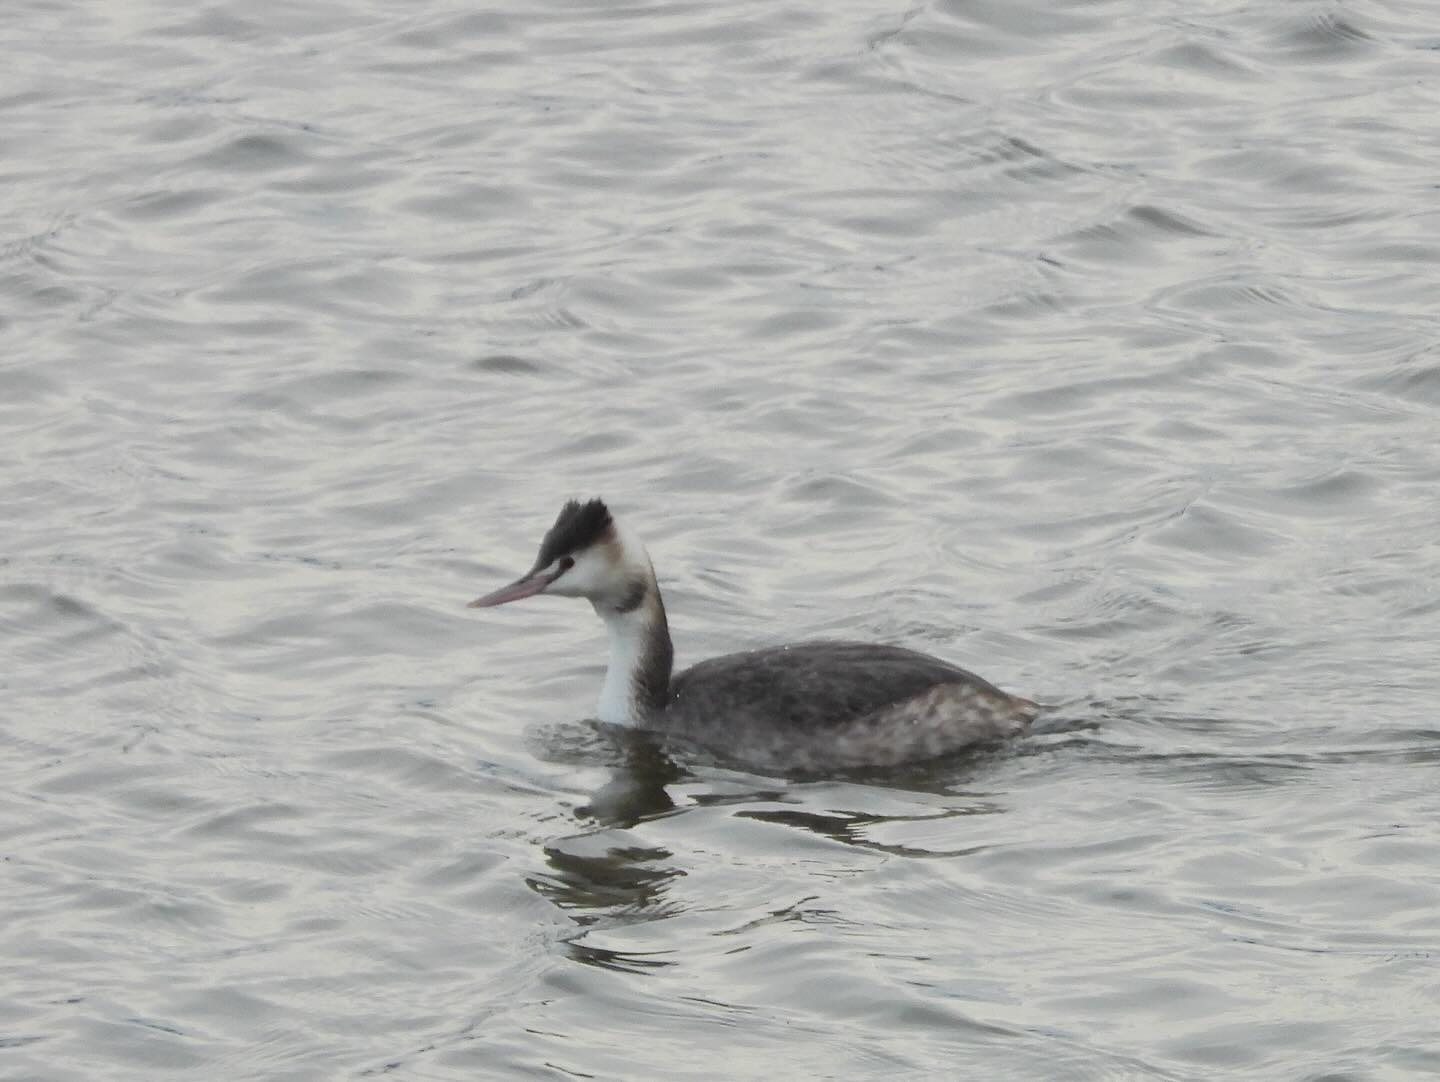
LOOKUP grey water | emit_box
[3,0,1439,1078]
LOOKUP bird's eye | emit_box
[558,556,574,573]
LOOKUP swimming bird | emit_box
[468,499,1038,773]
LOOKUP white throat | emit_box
[594,603,654,725]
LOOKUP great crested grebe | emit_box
[468,499,1038,772]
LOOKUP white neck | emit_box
[590,584,672,727]
[595,605,651,725]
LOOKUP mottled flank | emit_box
[658,641,1038,773]
[533,498,613,570]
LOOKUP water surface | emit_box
[3,0,1439,1078]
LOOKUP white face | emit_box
[468,519,651,612]
[549,520,655,611]
[541,544,616,600]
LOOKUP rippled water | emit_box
[5,0,1440,1077]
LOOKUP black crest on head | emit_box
[534,498,613,568]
